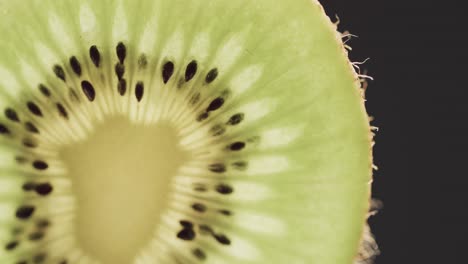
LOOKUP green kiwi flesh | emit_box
[0,0,375,263]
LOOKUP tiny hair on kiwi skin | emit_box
[0,0,377,263]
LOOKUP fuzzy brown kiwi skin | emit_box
[319,3,379,263]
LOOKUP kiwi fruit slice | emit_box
[0,0,375,263]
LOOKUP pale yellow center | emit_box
[60,117,189,264]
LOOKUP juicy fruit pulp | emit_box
[0,0,373,263]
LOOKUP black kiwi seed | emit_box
[177,227,196,241]
[53,65,66,81]
[81,81,96,102]
[5,241,19,251]
[15,205,35,219]
[115,62,125,80]
[36,219,50,228]
[56,103,69,119]
[22,138,38,148]
[29,231,45,241]
[116,42,127,63]
[196,112,209,122]
[118,78,127,96]
[199,224,214,232]
[16,261,27,264]
[229,141,246,151]
[218,209,232,216]
[38,84,51,98]
[24,122,39,134]
[179,220,194,228]
[89,45,101,67]
[35,183,53,196]
[227,113,244,125]
[69,56,82,76]
[199,225,214,235]
[191,203,207,213]
[135,81,144,102]
[0,123,10,135]
[192,248,207,260]
[209,163,226,173]
[214,234,231,245]
[206,97,224,112]
[193,183,207,192]
[32,160,48,170]
[205,68,218,83]
[185,60,198,82]
[5,108,20,122]
[162,61,174,83]
[27,102,43,117]
[215,183,234,195]
[22,182,36,191]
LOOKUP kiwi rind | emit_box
[0,0,375,263]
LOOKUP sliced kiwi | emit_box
[0,0,375,263]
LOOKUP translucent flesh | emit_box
[0,0,373,263]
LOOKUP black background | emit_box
[320,1,467,263]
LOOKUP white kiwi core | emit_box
[60,116,190,264]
